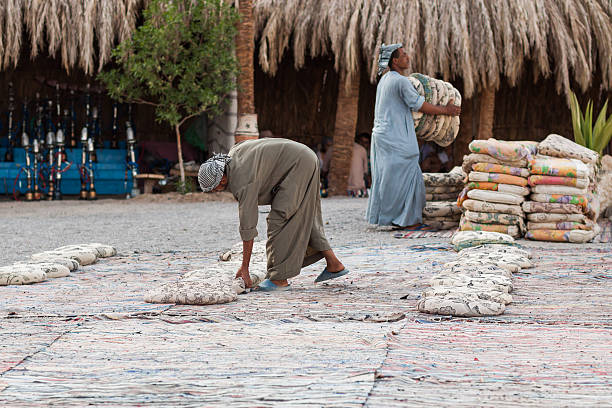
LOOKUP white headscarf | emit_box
[378,43,403,76]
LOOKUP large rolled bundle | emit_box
[524,139,601,242]
[408,73,461,147]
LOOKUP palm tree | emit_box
[235,0,259,143]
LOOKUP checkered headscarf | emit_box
[198,153,231,192]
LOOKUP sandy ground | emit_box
[0,195,611,406]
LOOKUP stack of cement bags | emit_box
[1,243,116,286]
[422,166,465,229]
[457,139,537,238]
[408,73,461,147]
[524,134,601,243]
[417,231,533,317]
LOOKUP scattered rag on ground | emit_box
[144,242,268,305]
[367,70,426,227]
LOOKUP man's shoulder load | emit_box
[408,73,461,147]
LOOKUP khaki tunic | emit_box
[227,138,331,280]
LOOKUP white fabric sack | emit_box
[55,244,116,258]
[0,265,48,286]
[13,262,70,278]
[417,296,505,317]
[458,244,531,259]
[462,199,524,216]
[422,287,513,305]
[451,230,515,246]
[467,189,525,205]
[526,213,586,222]
[532,185,587,195]
[32,250,97,266]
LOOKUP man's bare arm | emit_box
[235,239,254,287]
[419,100,461,116]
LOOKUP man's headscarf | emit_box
[378,43,403,76]
[198,153,232,192]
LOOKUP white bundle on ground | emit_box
[144,242,268,305]
[418,231,532,317]
[422,167,465,229]
[524,135,601,243]
[457,139,536,238]
[407,73,461,147]
[1,243,116,286]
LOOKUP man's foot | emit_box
[258,279,291,291]
[315,267,350,283]
[270,279,289,287]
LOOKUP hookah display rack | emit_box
[0,141,137,196]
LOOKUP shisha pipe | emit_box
[32,139,41,201]
[69,89,77,148]
[54,128,65,200]
[22,132,33,201]
[125,121,139,199]
[79,127,88,200]
[87,138,97,200]
[46,131,55,200]
[4,82,16,162]
[111,101,118,149]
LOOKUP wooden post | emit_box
[328,70,360,195]
[235,0,259,143]
[477,88,496,140]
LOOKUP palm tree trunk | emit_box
[328,71,360,195]
[235,0,259,143]
[477,88,496,140]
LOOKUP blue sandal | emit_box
[258,279,291,292]
[314,267,350,283]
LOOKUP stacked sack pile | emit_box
[407,73,461,147]
[422,166,465,229]
[0,243,116,286]
[524,134,601,243]
[457,139,538,238]
[417,231,533,317]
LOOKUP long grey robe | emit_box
[366,70,426,226]
[227,138,331,280]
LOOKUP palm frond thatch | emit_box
[0,0,144,74]
[254,0,612,98]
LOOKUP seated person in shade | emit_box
[347,133,371,197]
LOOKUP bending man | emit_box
[198,138,348,291]
[366,43,461,230]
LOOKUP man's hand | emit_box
[235,265,253,288]
[445,99,461,116]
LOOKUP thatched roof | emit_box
[254,0,612,98]
[0,0,143,74]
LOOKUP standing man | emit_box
[198,138,349,291]
[347,133,370,197]
[366,44,461,230]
